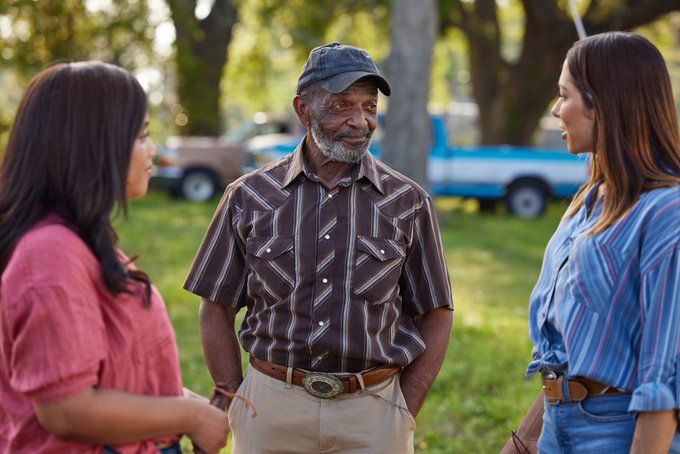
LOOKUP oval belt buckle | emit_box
[302,372,343,399]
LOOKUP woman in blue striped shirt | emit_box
[521,32,680,453]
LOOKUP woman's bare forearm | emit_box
[630,410,677,454]
[34,388,227,449]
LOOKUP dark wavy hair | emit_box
[0,61,151,303]
[564,32,680,232]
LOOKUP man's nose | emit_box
[346,107,369,129]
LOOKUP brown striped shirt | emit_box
[184,138,453,372]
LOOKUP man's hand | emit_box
[399,307,453,417]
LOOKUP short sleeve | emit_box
[6,275,107,404]
[399,196,453,316]
[184,187,248,307]
[629,194,680,412]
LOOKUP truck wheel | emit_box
[505,182,547,218]
[180,170,217,202]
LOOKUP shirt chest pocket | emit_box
[353,236,406,305]
[246,236,296,300]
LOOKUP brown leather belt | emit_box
[250,357,400,398]
[542,373,629,404]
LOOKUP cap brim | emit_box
[318,71,391,96]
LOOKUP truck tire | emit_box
[180,169,217,202]
[505,181,548,218]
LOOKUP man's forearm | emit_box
[400,307,453,417]
[199,298,243,408]
[630,410,677,454]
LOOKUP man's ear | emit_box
[293,95,311,127]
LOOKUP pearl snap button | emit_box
[266,248,271,253]
[322,278,328,283]
[380,249,385,254]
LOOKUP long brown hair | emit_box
[564,32,680,232]
[0,61,151,302]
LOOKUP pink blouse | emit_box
[0,214,183,453]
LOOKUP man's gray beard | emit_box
[310,118,371,164]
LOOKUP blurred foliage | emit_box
[0,0,153,75]
[222,0,391,126]
[0,0,154,152]
[0,0,678,148]
[636,13,680,115]
[436,0,680,145]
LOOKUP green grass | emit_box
[116,191,568,453]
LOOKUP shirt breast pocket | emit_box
[353,236,406,305]
[246,236,296,300]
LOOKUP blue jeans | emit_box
[539,393,680,453]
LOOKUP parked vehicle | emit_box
[244,114,589,217]
[152,114,303,201]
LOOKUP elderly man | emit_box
[185,42,453,453]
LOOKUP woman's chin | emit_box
[125,185,149,200]
[566,143,592,155]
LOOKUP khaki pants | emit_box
[228,365,416,454]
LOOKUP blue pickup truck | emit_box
[245,115,589,217]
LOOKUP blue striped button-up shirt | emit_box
[527,183,680,412]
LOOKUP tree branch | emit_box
[205,0,237,29]
[439,0,470,34]
[519,0,563,29]
[586,0,680,33]
[584,0,602,19]
[166,0,197,40]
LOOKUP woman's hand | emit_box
[185,398,230,454]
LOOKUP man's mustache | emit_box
[334,130,372,140]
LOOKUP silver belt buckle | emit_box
[302,372,343,399]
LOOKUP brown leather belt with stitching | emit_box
[542,374,629,404]
[250,356,400,396]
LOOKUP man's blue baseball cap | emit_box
[296,42,391,96]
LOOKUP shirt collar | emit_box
[281,138,308,188]
[357,151,384,194]
[281,136,384,194]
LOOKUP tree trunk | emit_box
[482,13,575,144]
[382,0,438,190]
[168,0,237,136]
[443,0,680,145]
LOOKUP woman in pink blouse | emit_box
[0,62,229,453]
